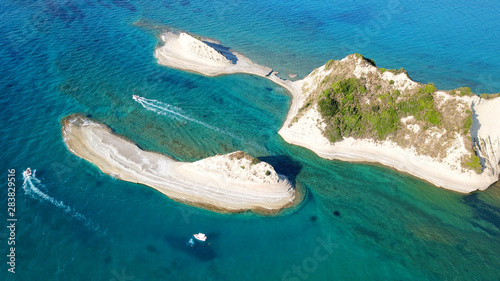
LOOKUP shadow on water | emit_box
[463,193,500,236]
[164,234,217,261]
[203,41,238,64]
[258,155,303,185]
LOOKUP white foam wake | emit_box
[133,95,249,144]
[22,170,99,231]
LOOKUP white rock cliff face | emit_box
[177,32,231,66]
[471,97,500,181]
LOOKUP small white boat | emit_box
[24,167,32,177]
[132,95,139,100]
[193,233,207,242]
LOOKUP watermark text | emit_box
[6,169,17,274]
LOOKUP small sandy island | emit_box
[155,31,301,96]
[61,114,296,214]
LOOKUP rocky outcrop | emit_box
[176,32,231,66]
[183,151,282,184]
[471,97,500,182]
[280,54,500,192]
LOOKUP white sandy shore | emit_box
[155,32,302,97]
[153,30,500,192]
[62,115,296,213]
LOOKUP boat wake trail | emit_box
[133,95,251,145]
[134,95,185,121]
[22,171,100,232]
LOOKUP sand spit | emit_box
[61,114,296,213]
[155,31,302,98]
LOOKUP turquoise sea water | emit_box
[1,0,500,280]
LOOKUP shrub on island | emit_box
[316,77,445,142]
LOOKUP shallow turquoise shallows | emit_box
[1,0,500,280]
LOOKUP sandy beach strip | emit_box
[287,133,497,193]
[154,32,302,99]
[61,114,297,214]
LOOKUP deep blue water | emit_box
[1,0,500,280]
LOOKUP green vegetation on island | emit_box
[298,54,482,173]
[464,154,482,174]
[316,78,445,142]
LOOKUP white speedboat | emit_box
[132,95,139,100]
[24,167,32,177]
[193,233,207,242]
